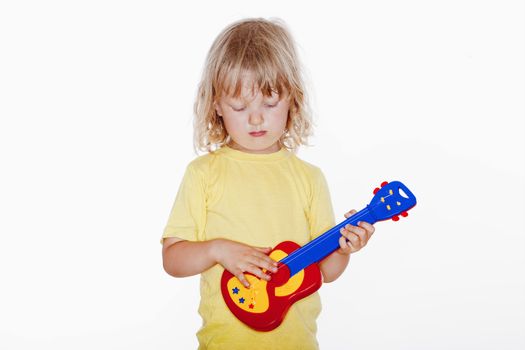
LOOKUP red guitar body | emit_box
[220,241,322,332]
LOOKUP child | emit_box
[161,18,375,350]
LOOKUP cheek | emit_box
[221,117,233,131]
[221,116,243,134]
[275,105,290,127]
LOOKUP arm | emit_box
[318,210,375,283]
[319,250,351,283]
[162,237,217,277]
[162,237,279,288]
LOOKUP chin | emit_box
[233,139,280,153]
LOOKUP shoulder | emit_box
[187,148,224,170]
[286,153,331,206]
[288,152,325,182]
[186,153,212,172]
[184,150,226,183]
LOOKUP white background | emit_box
[1,1,524,349]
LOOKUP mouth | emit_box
[249,131,267,137]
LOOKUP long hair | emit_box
[193,18,313,153]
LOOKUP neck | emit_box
[280,206,378,277]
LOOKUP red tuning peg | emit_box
[373,187,380,195]
[392,215,399,221]
[401,211,408,217]
[381,181,389,187]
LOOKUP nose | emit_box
[248,110,263,126]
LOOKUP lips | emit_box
[249,131,267,137]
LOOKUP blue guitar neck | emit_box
[278,180,417,279]
[280,206,377,277]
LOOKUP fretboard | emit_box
[280,206,378,277]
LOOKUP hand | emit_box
[337,209,375,255]
[212,239,279,288]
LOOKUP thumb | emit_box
[344,209,357,218]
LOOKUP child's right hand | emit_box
[212,239,279,288]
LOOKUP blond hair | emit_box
[193,18,313,153]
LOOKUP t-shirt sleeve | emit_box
[308,167,336,240]
[161,162,206,243]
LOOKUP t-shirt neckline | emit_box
[217,145,290,162]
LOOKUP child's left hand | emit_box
[337,209,375,255]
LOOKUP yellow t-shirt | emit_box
[162,146,335,350]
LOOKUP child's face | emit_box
[214,75,290,154]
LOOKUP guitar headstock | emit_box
[369,181,417,222]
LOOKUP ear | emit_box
[213,101,223,117]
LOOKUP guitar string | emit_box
[280,192,395,268]
[277,210,370,269]
[238,192,399,302]
[275,192,397,274]
[236,192,398,290]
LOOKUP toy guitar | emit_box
[221,180,417,331]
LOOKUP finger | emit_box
[340,226,354,242]
[254,246,272,254]
[349,232,361,248]
[345,223,367,238]
[341,231,359,252]
[234,271,251,288]
[252,250,279,267]
[346,224,368,246]
[249,254,279,273]
[340,228,358,252]
[342,226,361,249]
[356,222,374,244]
[358,221,375,236]
[338,235,352,254]
[344,209,357,219]
[244,264,271,282]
